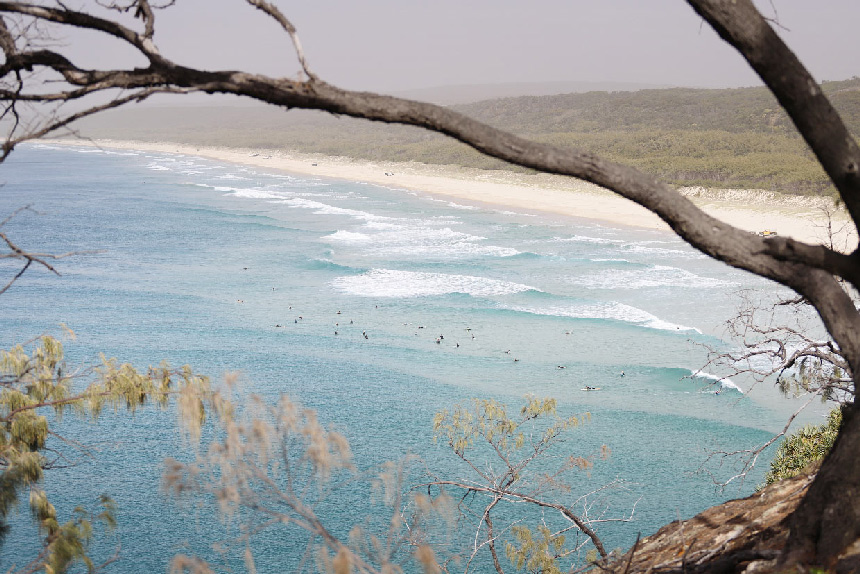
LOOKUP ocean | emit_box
[0,143,823,572]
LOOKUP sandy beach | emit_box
[42,138,857,249]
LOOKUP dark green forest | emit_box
[77,77,860,195]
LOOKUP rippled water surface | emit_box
[0,144,818,572]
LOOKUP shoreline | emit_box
[40,138,857,248]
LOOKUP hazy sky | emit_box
[67,1,859,93]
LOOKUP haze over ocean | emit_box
[0,143,821,571]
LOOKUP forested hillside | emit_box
[76,77,860,195]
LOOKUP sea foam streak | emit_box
[331,269,536,298]
[690,371,745,394]
[549,235,705,259]
[324,226,519,258]
[508,301,701,333]
[569,265,731,289]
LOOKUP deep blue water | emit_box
[0,144,818,572]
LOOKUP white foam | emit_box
[282,197,386,221]
[621,244,706,259]
[551,235,621,245]
[147,164,171,171]
[569,265,731,289]
[497,210,536,217]
[364,220,408,231]
[326,230,372,244]
[331,269,537,298]
[509,301,701,333]
[691,371,745,394]
[323,226,519,258]
[549,235,704,259]
[447,202,479,210]
[226,188,287,200]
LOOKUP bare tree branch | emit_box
[0,205,97,294]
[1,0,860,568]
[244,0,314,80]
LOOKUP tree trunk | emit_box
[782,401,860,569]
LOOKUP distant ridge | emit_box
[391,81,671,105]
[73,77,860,195]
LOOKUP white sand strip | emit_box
[40,138,858,249]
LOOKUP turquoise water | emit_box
[0,144,815,572]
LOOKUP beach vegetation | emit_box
[76,80,860,197]
[763,408,842,487]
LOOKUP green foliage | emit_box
[763,409,842,487]
[433,396,585,463]
[431,397,614,571]
[0,334,210,574]
[776,355,848,404]
[77,78,860,196]
[506,525,566,574]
